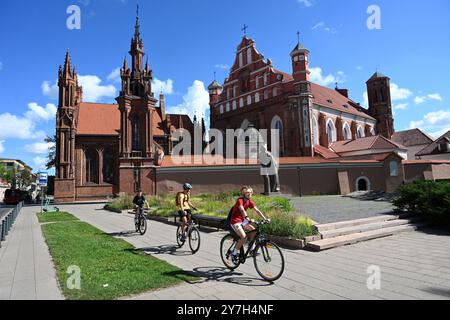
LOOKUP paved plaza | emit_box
[1,202,450,300]
[290,195,396,224]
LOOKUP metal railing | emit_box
[0,201,23,248]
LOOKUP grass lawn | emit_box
[37,211,79,223]
[39,211,197,300]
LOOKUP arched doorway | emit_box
[356,177,371,191]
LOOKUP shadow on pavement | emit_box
[129,245,193,256]
[189,266,273,287]
[422,287,450,298]
[107,230,139,238]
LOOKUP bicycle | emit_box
[220,220,285,282]
[176,214,201,254]
[134,207,148,235]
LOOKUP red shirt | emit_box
[230,197,255,225]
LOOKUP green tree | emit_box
[0,163,14,185]
[17,169,33,189]
[45,134,57,169]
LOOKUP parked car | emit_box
[3,189,23,205]
[3,189,33,205]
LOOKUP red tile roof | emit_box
[391,129,434,147]
[310,83,375,120]
[330,135,406,154]
[403,160,450,164]
[77,103,120,135]
[416,130,450,156]
[77,102,169,136]
[314,145,339,159]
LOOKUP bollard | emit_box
[1,220,5,242]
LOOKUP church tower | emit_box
[116,7,158,195]
[55,50,82,202]
[366,72,395,139]
[289,35,313,156]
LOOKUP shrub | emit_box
[258,210,317,239]
[105,193,134,212]
[394,180,450,225]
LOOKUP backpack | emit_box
[175,192,188,207]
[225,206,234,230]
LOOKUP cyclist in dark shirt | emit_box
[133,190,146,223]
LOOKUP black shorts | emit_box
[178,209,192,219]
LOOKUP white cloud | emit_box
[152,78,174,95]
[312,22,337,34]
[414,93,443,105]
[310,67,346,87]
[78,75,117,102]
[0,103,56,140]
[0,140,4,154]
[167,80,209,120]
[390,83,413,101]
[33,156,48,170]
[107,67,121,83]
[409,109,450,138]
[25,142,55,155]
[215,64,229,70]
[394,103,408,110]
[41,80,59,99]
[43,74,117,103]
[25,103,57,122]
[356,66,363,71]
[298,0,315,7]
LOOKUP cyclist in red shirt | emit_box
[230,186,269,263]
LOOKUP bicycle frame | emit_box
[233,225,267,263]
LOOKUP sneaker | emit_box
[231,252,240,264]
[180,234,186,242]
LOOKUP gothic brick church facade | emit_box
[208,36,395,158]
[54,14,194,202]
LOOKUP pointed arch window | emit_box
[312,116,319,146]
[132,116,141,151]
[326,119,337,143]
[343,122,352,140]
[103,149,115,184]
[357,126,365,139]
[85,149,98,184]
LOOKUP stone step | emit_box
[320,217,423,239]
[315,213,411,232]
[307,223,425,251]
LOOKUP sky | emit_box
[0,0,449,174]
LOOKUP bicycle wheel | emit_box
[138,216,147,235]
[188,227,201,254]
[253,240,285,282]
[176,225,185,248]
[220,234,240,270]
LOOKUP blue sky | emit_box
[0,0,449,174]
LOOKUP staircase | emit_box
[307,213,425,251]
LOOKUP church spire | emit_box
[63,49,72,78]
[134,4,141,43]
[129,4,144,72]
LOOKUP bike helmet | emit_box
[183,183,193,190]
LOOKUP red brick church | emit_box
[208,36,395,158]
[54,13,194,202]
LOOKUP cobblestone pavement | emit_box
[289,195,396,224]
[60,204,450,300]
